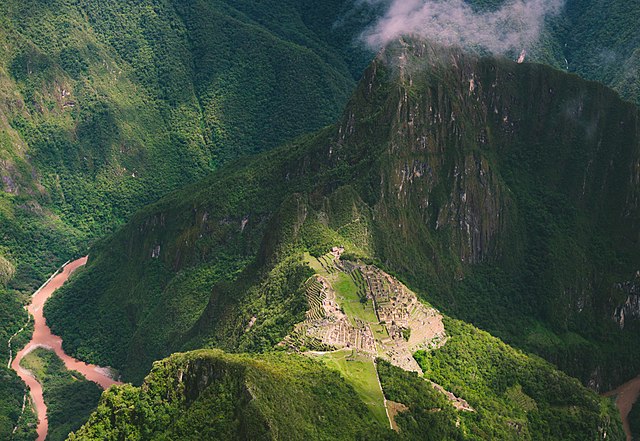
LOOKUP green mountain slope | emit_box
[68,350,391,441]
[559,0,640,105]
[67,348,623,440]
[46,38,639,396]
[0,0,366,288]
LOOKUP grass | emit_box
[332,272,378,326]
[313,349,388,427]
[371,323,389,342]
[304,253,329,277]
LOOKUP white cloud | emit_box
[361,0,564,54]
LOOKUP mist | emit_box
[361,0,564,55]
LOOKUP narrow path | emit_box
[603,375,640,441]
[7,309,30,368]
[11,392,27,436]
[10,257,122,441]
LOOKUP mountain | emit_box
[68,350,392,441]
[67,347,622,440]
[43,36,639,435]
[2,1,640,439]
[47,37,640,389]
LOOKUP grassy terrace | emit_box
[304,253,328,276]
[313,349,388,427]
[333,272,378,326]
[304,253,379,326]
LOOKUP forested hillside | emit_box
[560,0,640,105]
[68,348,623,440]
[0,0,376,437]
[0,0,372,290]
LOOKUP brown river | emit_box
[604,375,640,441]
[10,257,122,441]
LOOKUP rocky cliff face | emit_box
[614,272,640,329]
[327,37,637,317]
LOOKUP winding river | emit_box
[10,257,122,441]
[604,375,640,441]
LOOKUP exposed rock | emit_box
[613,272,640,329]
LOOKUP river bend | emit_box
[10,257,121,441]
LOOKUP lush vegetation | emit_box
[314,350,388,426]
[68,324,626,440]
[464,0,640,105]
[19,348,102,441]
[47,39,640,396]
[414,318,624,440]
[0,367,37,440]
[68,349,391,441]
[376,360,464,440]
[0,0,374,427]
[0,257,36,440]
[1,1,639,438]
[558,0,640,105]
[0,0,374,291]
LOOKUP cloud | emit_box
[361,0,564,54]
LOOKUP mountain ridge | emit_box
[45,38,640,392]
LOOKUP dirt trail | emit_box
[604,375,640,441]
[10,257,122,441]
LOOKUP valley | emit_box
[9,257,120,441]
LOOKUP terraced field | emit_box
[280,251,470,422]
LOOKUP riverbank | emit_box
[10,257,122,441]
[604,375,640,441]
